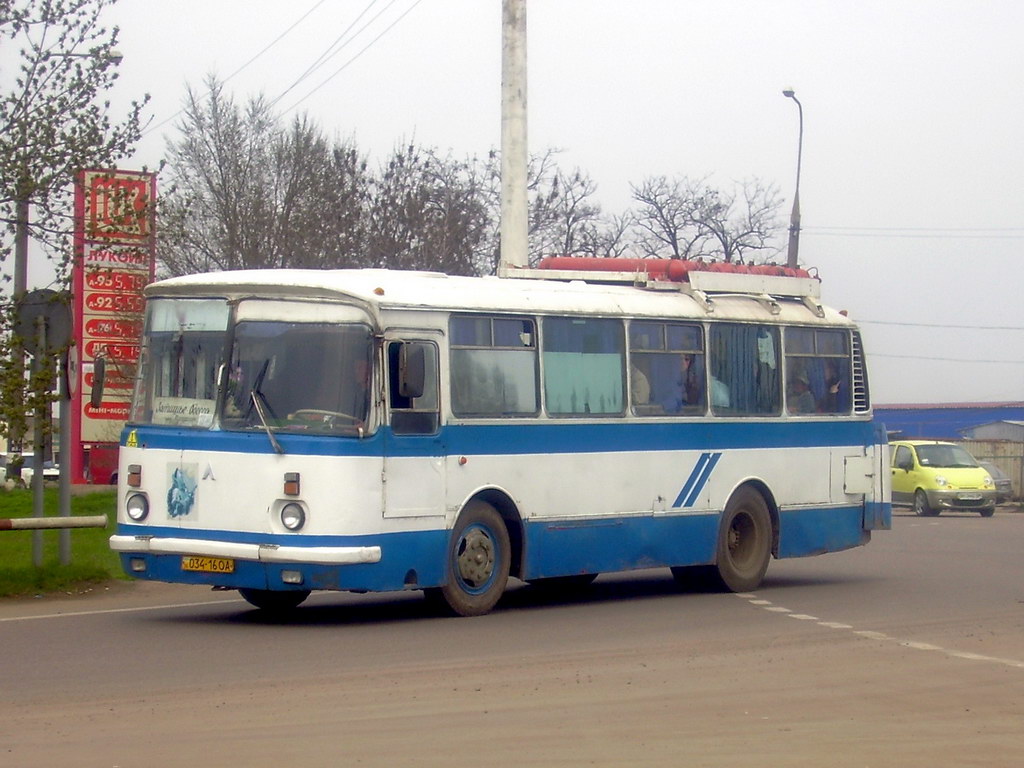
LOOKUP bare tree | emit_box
[529,167,602,260]
[159,77,371,276]
[271,118,369,269]
[366,143,490,276]
[700,178,783,263]
[577,212,637,259]
[628,175,783,263]
[630,175,715,259]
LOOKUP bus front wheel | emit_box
[430,501,510,617]
[711,487,772,592]
[239,588,310,612]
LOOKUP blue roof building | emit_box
[874,402,1024,441]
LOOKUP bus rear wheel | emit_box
[430,501,510,617]
[239,588,310,612]
[710,487,772,592]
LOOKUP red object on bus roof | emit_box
[536,256,811,282]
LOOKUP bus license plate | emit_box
[182,556,235,573]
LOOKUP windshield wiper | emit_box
[251,390,285,455]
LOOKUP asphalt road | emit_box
[2,507,1023,767]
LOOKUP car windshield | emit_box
[916,444,979,468]
[221,320,374,435]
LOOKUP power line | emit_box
[859,319,1024,331]
[870,352,1023,365]
[140,0,331,138]
[805,226,1024,240]
[265,0,384,110]
[279,0,425,115]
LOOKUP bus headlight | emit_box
[126,493,149,521]
[934,475,947,487]
[281,503,306,531]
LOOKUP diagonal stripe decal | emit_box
[673,452,723,508]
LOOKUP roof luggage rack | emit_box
[499,257,824,317]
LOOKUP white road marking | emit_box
[0,598,242,623]
[736,593,1024,671]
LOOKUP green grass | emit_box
[0,488,125,597]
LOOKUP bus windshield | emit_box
[131,298,230,428]
[221,321,373,435]
[131,297,374,433]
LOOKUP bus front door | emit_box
[382,338,446,519]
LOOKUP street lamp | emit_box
[782,88,803,269]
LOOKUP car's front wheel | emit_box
[913,489,938,517]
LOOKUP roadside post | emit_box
[14,289,73,566]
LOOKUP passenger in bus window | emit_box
[711,375,730,408]
[787,368,815,413]
[630,363,651,405]
[817,359,847,413]
[662,354,704,413]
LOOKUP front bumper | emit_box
[924,488,998,511]
[109,535,382,565]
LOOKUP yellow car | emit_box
[890,440,997,517]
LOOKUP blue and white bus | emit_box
[109,262,890,615]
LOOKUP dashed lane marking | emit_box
[735,594,1024,671]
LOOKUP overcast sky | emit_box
[53,1,1024,404]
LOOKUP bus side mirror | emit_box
[90,357,106,409]
[896,456,912,471]
[398,343,425,399]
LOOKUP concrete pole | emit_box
[499,0,529,271]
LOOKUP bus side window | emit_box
[542,317,625,416]
[629,321,706,416]
[388,341,439,435]
[784,328,851,415]
[709,324,781,416]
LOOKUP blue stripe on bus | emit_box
[685,452,722,507]
[673,452,722,508]
[122,419,878,457]
[117,502,872,592]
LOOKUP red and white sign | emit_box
[72,169,156,482]
[82,170,153,242]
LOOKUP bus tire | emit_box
[239,588,310,612]
[712,487,772,592]
[979,506,996,518]
[433,500,510,617]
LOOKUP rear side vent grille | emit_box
[851,331,871,414]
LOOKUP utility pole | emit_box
[499,0,528,272]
